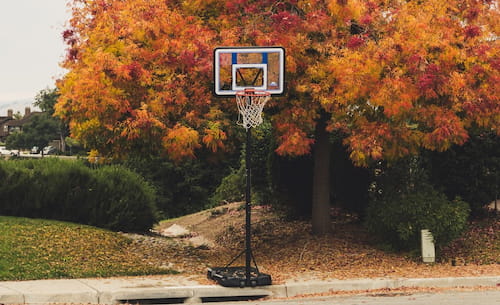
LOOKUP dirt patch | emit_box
[155,202,271,245]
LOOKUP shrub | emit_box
[209,121,276,207]
[0,163,36,216]
[209,165,245,206]
[28,158,97,222]
[365,157,470,251]
[0,159,158,232]
[366,187,470,251]
[92,165,158,232]
[122,156,227,219]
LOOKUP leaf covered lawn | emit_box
[0,216,174,281]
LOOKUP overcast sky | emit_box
[0,0,70,108]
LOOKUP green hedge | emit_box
[0,159,158,232]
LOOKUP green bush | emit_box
[366,187,470,251]
[209,121,276,207]
[92,166,158,232]
[365,157,470,251]
[0,163,36,216]
[209,165,246,206]
[122,156,227,219]
[0,159,158,232]
[29,158,96,222]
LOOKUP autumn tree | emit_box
[207,0,498,234]
[57,0,499,234]
[305,0,499,233]
[57,0,227,160]
[314,0,499,163]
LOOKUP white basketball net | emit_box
[236,90,271,129]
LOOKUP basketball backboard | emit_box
[214,47,285,97]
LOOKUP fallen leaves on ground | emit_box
[132,204,499,284]
[0,216,173,280]
[441,214,500,265]
[1,204,498,283]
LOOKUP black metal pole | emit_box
[245,126,252,286]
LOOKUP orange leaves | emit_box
[115,61,147,81]
[88,149,107,164]
[343,121,389,166]
[343,119,425,166]
[370,76,418,118]
[202,123,227,153]
[327,0,366,23]
[120,105,165,141]
[335,43,384,86]
[57,0,499,163]
[275,123,315,156]
[418,106,469,152]
[163,124,201,161]
[273,98,318,157]
[58,0,222,160]
[462,98,500,131]
[314,0,499,164]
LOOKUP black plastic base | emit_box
[207,267,272,287]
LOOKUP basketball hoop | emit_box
[209,47,282,287]
[236,89,271,129]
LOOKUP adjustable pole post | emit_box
[207,91,272,288]
[245,126,252,286]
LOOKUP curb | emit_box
[0,276,498,304]
[283,276,500,297]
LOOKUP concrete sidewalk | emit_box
[0,275,499,304]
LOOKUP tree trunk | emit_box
[59,131,66,153]
[312,115,332,235]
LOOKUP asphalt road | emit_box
[212,290,500,305]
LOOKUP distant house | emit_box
[0,107,43,142]
[0,109,14,142]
